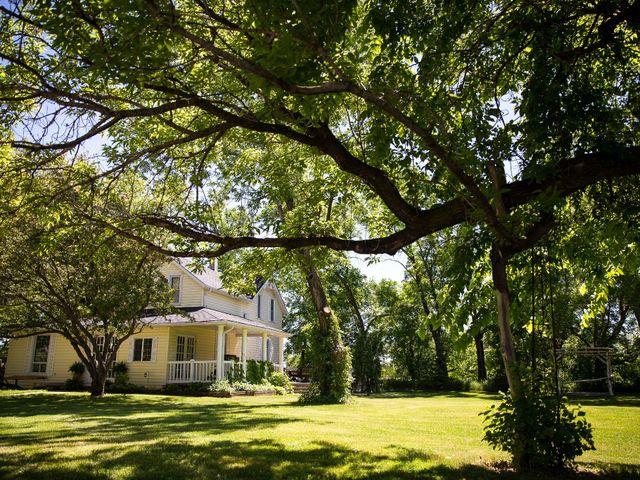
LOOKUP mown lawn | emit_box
[0,391,638,479]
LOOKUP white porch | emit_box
[165,324,285,384]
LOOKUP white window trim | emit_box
[28,334,54,376]
[129,337,157,362]
[169,275,182,305]
[175,335,196,361]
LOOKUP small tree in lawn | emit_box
[0,162,175,396]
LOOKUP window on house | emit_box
[257,294,262,318]
[169,276,181,304]
[31,335,50,373]
[176,335,195,361]
[133,338,154,362]
[270,299,275,322]
[96,336,105,353]
[95,336,115,355]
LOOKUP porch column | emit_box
[216,324,226,380]
[241,328,248,379]
[261,333,268,362]
[278,336,285,372]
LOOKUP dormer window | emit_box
[169,275,181,304]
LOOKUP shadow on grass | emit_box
[359,391,640,409]
[1,394,639,480]
[2,437,639,480]
[360,390,497,400]
[569,395,640,408]
[0,394,298,448]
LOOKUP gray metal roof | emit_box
[143,307,289,336]
[174,257,223,289]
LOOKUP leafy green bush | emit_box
[226,361,244,383]
[481,393,595,470]
[111,361,129,385]
[187,382,210,393]
[381,377,470,392]
[268,372,293,392]
[68,361,85,378]
[232,382,275,393]
[381,378,415,391]
[273,386,286,395]
[232,381,256,393]
[164,384,182,394]
[65,361,86,390]
[64,378,85,391]
[246,360,274,384]
[106,383,148,394]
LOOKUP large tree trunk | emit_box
[474,331,487,382]
[298,249,351,401]
[429,325,448,383]
[491,242,531,469]
[490,243,523,399]
[87,363,108,397]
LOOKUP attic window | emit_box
[270,299,275,322]
[169,275,181,304]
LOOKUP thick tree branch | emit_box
[123,146,640,256]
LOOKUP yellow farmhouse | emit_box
[4,258,290,389]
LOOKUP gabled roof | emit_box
[173,258,251,303]
[171,258,289,316]
[254,279,289,317]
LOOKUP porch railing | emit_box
[167,360,239,383]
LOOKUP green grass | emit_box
[0,389,44,396]
[0,391,638,479]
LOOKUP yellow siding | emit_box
[119,325,170,388]
[160,262,204,307]
[5,261,288,388]
[5,326,285,389]
[205,290,249,316]
[4,337,30,380]
[253,285,284,328]
[167,325,217,361]
[246,336,263,360]
[5,334,94,388]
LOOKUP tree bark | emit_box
[90,372,107,397]
[429,325,449,382]
[490,243,523,399]
[300,250,332,331]
[298,249,350,400]
[87,362,108,397]
[474,331,487,382]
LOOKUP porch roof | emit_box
[143,307,290,336]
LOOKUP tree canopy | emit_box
[1,0,639,467]
[0,161,176,396]
[0,0,637,258]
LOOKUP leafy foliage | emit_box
[301,314,352,404]
[481,393,595,470]
[268,372,293,393]
[245,360,274,385]
[0,161,175,396]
